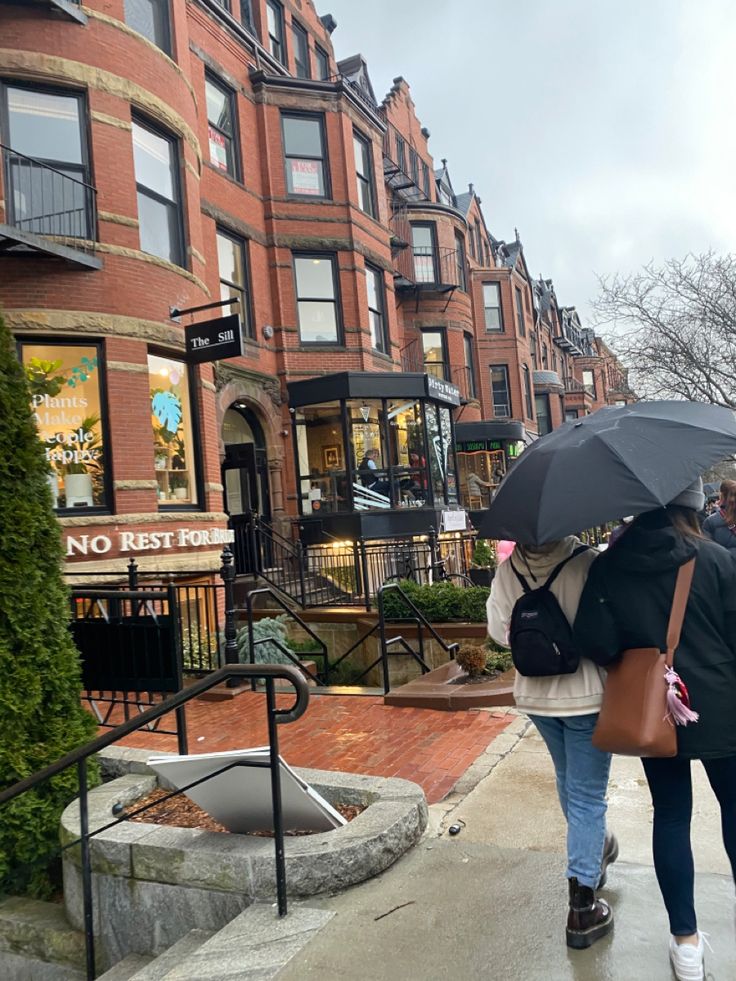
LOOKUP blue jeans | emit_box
[529,714,612,889]
[642,755,736,936]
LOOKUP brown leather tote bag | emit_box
[592,558,695,758]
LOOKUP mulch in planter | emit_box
[124,787,364,836]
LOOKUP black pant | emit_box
[641,755,736,935]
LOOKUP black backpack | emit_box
[508,546,589,677]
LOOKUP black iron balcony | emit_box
[562,375,594,397]
[394,244,463,293]
[553,324,584,356]
[1,144,101,269]
[8,0,87,24]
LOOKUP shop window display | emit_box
[294,402,346,514]
[22,342,108,511]
[457,445,507,509]
[149,353,198,506]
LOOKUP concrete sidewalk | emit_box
[278,717,736,980]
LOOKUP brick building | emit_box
[0,0,632,577]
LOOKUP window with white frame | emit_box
[483,282,503,331]
[294,254,341,343]
[132,117,183,266]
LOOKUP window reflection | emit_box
[295,402,346,514]
[457,447,507,509]
[387,400,427,508]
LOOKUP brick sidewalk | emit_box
[115,693,513,803]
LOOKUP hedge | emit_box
[381,579,490,623]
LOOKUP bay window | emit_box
[124,0,171,54]
[353,129,375,216]
[483,282,503,331]
[366,264,387,353]
[132,117,183,266]
[217,228,252,339]
[294,254,341,344]
[205,74,239,179]
[282,112,328,197]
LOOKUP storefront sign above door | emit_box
[65,526,235,557]
[425,375,461,406]
[185,314,243,364]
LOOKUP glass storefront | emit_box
[22,341,108,511]
[148,353,198,507]
[293,392,459,514]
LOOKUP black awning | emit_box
[287,371,461,408]
[455,420,526,443]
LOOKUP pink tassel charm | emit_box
[664,666,699,726]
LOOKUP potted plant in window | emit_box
[61,416,103,508]
[469,539,496,587]
[170,471,189,500]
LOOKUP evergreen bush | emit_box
[0,313,98,897]
[227,614,296,665]
[381,579,490,622]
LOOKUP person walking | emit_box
[487,536,618,949]
[574,478,736,981]
[702,478,736,551]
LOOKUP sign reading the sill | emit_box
[185,314,243,365]
[441,509,467,532]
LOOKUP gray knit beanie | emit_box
[668,477,705,511]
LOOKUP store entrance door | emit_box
[221,406,270,574]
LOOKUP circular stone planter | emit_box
[60,749,427,968]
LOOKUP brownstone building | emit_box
[0,0,632,579]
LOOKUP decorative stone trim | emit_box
[93,243,209,294]
[99,211,139,228]
[83,7,198,105]
[185,159,201,181]
[59,511,229,527]
[199,378,217,393]
[205,482,224,493]
[5,310,184,348]
[188,245,206,265]
[91,111,132,131]
[0,49,201,163]
[107,360,149,373]
[64,550,223,578]
[114,480,158,490]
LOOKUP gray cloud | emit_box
[324,0,736,323]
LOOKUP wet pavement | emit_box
[278,722,736,980]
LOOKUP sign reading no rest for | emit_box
[65,526,235,557]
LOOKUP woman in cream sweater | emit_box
[487,535,617,949]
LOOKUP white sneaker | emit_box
[669,934,704,981]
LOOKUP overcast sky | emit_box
[324,0,736,325]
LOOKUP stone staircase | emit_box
[0,897,333,980]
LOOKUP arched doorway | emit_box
[222,404,271,522]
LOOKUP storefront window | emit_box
[387,400,429,508]
[149,354,198,506]
[440,407,458,504]
[23,342,108,511]
[425,403,445,505]
[348,399,390,510]
[294,402,346,514]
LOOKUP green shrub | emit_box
[485,647,513,674]
[381,579,490,623]
[0,314,98,897]
[471,539,496,568]
[289,636,323,655]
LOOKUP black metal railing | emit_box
[375,582,460,693]
[394,243,462,290]
[66,560,223,675]
[2,143,96,245]
[242,587,328,685]
[237,515,476,611]
[380,118,428,202]
[0,664,310,980]
[563,375,587,395]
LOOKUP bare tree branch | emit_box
[593,252,736,408]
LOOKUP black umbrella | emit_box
[478,401,736,545]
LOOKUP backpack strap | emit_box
[510,544,591,595]
[664,558,695,665]
[541,545,591,591]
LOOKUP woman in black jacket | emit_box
[702,478,736,551]
[574,479,736,981]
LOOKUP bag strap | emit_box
[543,545,591,591]
[665,558,696,665]
[510,544,590,596]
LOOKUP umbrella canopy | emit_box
[478,401,736,545]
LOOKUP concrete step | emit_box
[0,896,86,980]
[128,930,213,980]
[153,904,334,981]
[97,954,152,979]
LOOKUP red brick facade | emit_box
[0,0,632,571]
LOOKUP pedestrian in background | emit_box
[574,478,736,981]
[702,478,736,551]
[487,536,618,949]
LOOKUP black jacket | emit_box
[702,511,736,551]
[574,510,736,759]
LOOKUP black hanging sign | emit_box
[185,313,243,364]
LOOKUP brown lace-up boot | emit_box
[566,877,614,949]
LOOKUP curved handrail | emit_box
[377,582,460,658]
[0,664,309,806]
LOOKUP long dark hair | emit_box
[665,505,703,539]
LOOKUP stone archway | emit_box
[213,364,286,521]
